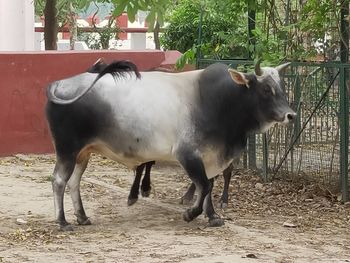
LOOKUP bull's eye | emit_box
[264,86,272,95]
[264,86,275,96]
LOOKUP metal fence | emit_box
[197,59,349,202]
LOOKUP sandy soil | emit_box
[0,154,349,263]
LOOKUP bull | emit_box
[46,60,295,230]
[86,59,236,208]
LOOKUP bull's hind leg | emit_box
[128,161,156,206]
[141,161,155,197]
[67,154,91,225]
[52,156,76,231]
[177,148,210,223]
[128,164,145,206]
[204,179,224,227]
[218,163,233,209]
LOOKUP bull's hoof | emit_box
[59,223,74,231]
[141,189,151,197]
[127,197,138,206]
[183,210,194,222]
[183,208,201,222]
[77,217,91,226]
[209,217,225,227]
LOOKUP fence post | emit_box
[248,135,257,169]
[262,133,268,182]
[293,74,302,145]
[339,66,349,202]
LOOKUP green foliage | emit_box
[112,0,171,30]
[175,48,196,69]
[300,0,333,36]
[35,0,92,24]
[162,0,347,67]
[78,14,122,50]
[252,0,343,64]
[250,27,286,65]
[36,0,348,64]
[35,0,120,50]
[78,26,121,50]
[161,0,249,67]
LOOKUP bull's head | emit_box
[228,60,296,132]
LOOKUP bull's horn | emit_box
[93,57,105,65]
[254,58,263,76]
[276,62,291,73]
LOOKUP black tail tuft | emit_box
[94,60,141,82]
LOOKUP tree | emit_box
[79,3,122,50]
[36,0,100,50]
[68,2,77,50]
[112,0,172,49]
[160,0,349,66]
[36,0,348,63]
[43,0,58,50]
[160,0,248,68]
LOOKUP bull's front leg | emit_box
[180,183,196,205]
[177,147,224,226]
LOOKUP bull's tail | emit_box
[46,60,141,105]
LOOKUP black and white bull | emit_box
[46,60,296,230]
[87,59,237,209]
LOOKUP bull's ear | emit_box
[276,62,291,73]
[228,68,250,87]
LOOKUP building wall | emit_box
[0,0,34,51]
[0,50,184,156]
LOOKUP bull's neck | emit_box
[196,84,261,160]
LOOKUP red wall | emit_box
[116,13,128,40]
[0,50,183,156]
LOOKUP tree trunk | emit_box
[247,1,256,59]
[153,21,161,50]
[340,0,349,63]
[44,0,58,50]
[69,2,78,50]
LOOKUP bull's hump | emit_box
[200,63,229,81]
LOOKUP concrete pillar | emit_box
[0,0,35,51]
[130,33,146,49]
[128,11,147,50]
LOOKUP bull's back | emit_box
[46,70,200,166]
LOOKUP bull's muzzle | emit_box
[284,111,297,124]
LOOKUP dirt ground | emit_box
[0,154,349,263]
